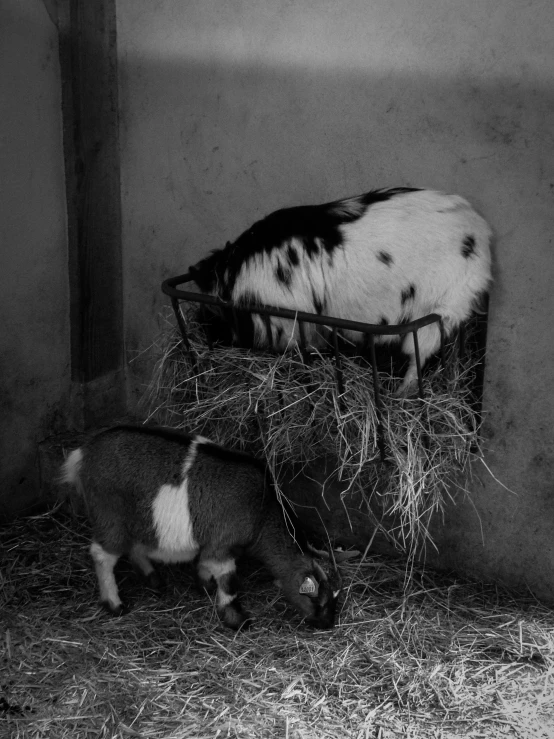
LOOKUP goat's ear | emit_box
[299,576,318,595]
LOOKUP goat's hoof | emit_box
[145,571,163,592]
[101,600,127,617]
[221,605,252,631]
[197,576,216,595]
[233,616,254,632]
[393,384,417,398]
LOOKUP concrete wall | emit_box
[0,0,72,520]
[116,2,554,598]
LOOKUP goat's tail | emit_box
[60,448,87,515]
[60,448,83,485]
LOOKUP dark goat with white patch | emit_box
[61,426,341,630]
[189,188,492,393]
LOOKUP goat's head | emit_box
[287,559,342,629]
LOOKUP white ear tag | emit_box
[299,577,318,595]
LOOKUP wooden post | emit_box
[58,0,125,425]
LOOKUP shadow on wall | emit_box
[118,57,553,257]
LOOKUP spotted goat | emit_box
[189,188,492,393]
[61,425,341,629]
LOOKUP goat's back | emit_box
[189,188,492,354]
[62,426,269,551]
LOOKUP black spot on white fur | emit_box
[401,284,416,305]
[189,188,419,294]
[377,251,393,266]
[276,261,292,287]
[287,245,299,267]
[312,290,324,315]
[304,237,320,259]
[462,235,476,258]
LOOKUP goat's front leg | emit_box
[197,554,251,630]
[394,359,419,396]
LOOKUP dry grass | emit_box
[143,310,484,558]
[2,508,554,739]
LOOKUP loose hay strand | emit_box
[143,309,485,557]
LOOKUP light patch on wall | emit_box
[117,0,554,81]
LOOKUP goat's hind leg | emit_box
[90,541,125,616]
[197,554,251,630]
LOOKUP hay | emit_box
[143,308,485,557]
[2,508,554,739]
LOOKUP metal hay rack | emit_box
[162,273,448,462]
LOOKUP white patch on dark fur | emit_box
[194,434,214,447]
[199,558,236,580]
[90,541,121,609]
[183,437,202,474]
[217,589,237,608]
[151,439,201,552]
[60,448,83,485]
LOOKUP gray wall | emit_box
[117,0,554,600]
[1,0,553,600]
[0,0,73,520]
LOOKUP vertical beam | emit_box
[58,0,125,424]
